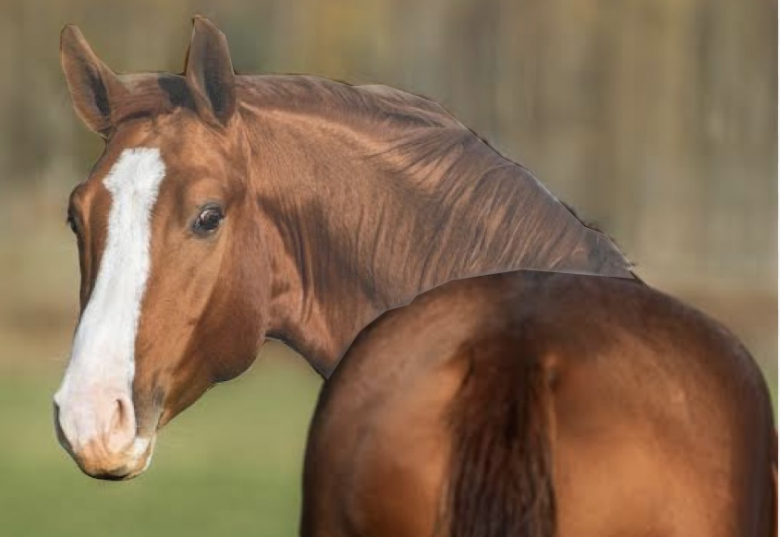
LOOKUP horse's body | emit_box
[53,17,775,536]
[303,271,776,536]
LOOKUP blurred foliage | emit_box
[1,0,774,366]
[1,0,775,291]
[0,1,775,535]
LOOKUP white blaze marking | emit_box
[54,148,165,456]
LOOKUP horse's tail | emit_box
[446,333,555,537]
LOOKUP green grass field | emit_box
[0,345,322,537]
[1,350,774,537]
[0,349,775,537]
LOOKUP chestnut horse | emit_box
[303,271,776,536]
[53,16,775,536]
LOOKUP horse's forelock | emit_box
[110,74,196,127]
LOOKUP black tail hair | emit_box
[446,333,555,537]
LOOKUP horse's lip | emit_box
[85,462,147,481]
[74,433,157,481]
[79,460,144,481]
[88,468,136,481]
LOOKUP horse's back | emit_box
[302,271,775,537]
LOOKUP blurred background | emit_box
[0,0,775,535]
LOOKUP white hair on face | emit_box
[54,147,165,457]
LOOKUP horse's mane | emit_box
[237,74,462,130]
[239,75,629,254]
[113,72,633,281]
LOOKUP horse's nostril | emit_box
[112,398,127,431]
[105,396,136,452]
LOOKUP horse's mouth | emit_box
[74,434,157,481]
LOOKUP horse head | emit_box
[54,17,267,479]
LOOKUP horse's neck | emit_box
[248,110,632,376]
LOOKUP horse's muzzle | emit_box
[52,393,155,480]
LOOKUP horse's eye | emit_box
[193,206,224,235]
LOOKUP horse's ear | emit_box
[60,25,127,138]
[184,16,236,125]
